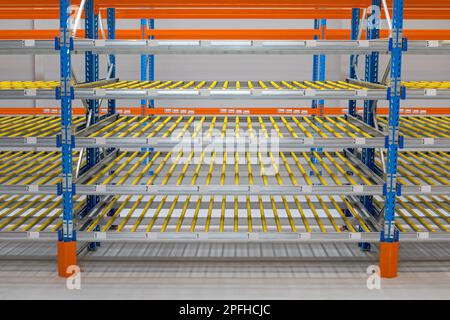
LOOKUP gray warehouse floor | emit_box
[0,242,449,299]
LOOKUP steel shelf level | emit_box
[0,39,449,55]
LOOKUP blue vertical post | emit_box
[57,0,77,277]
[148,18,155,109]
[312,19,320,110]
[380,0,404,278]
[140,19,148,113]
[85,0,100,210]
[107,8,116,115]
[318,19,326,115]
[348,8,360,116]
[361,1,380,214]
[312,19,326,114]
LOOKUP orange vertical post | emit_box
[379,242,399,278]
[57,241,77,278]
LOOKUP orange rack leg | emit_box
[57,241,77,278]
[379,241,399,278]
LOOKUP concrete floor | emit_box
[0,242,449,299]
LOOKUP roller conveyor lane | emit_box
[0,149,449,240]
[3,80,450,101]
[1,114,448,149]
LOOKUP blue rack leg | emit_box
[148,18,155,109]
[140,19,148,114]
[85,0,100,211]
[348,8,360,116]
[107,8,116,115]
[380,0,404,279]
[57,0,77,278]
[361,0,380,215]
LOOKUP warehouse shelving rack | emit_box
[0,0,449,278]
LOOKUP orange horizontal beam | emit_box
[0,8,448,20]
[1,0,450,9]
[2,29,450,41]
[0,107,448,116]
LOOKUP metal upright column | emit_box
[380,0,404,279]
[140,19,148,115]
[57,0,77,278]
[312,19,320,110]
[348,8,360,116]
[107,8,116,115]
[361,1,380,214]
[85,0,100,210]
[318,19,326,115]
[148,18,155,109]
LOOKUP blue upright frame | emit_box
[361,0,381,214]
[107,8,116,115]
[382,0,404,243]
[58,0,75,242]
[312,19,326,112]
[348,8,360,116]
[148,18,155,108]
[140,19,148,110]
[85,0,100,210]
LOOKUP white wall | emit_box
[0,18,449,109]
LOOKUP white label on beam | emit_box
[302,186,313,193]
[95,137,106,145]
[349,232,362,240]
[94,232,107,240]
[305,40,317,47]
[424,89,437,96]
[24,89,36,97]
[94,89,106,97]
[248,233,259,240]
[420,185,432,193]
[426,40,439,48]
[94,40,106,47]
[353,185,364,193]
[28,232,39,239]
[304,89,316,97]
[422,138,434,145]
[95,185,107,193]
[356,90,368,97]
[354,137,366,145]
[24,40,35,47]
[358,40,370,47]
[299,233,311,240]
[27,185,39,193]
[417,232,429,240]
[146,232,158,240]
[303,137,314,145]
[26,137,37,145]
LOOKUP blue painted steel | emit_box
[85,0,100,210]
[148,19,155,108]
[318,19,326,112]
[361,1,381,214]
[383,0,404,243]
[348,8,360,116]
[312,19,320,109]
[59,0,75,242]
[107,8,116,115]
[140,19,148,108]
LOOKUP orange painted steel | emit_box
[2,29,450,40]
[1,8,449,20]
[379,242,399,278]
[2,0,448,9]
[57,241,77,278]
[1,107,449,116]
